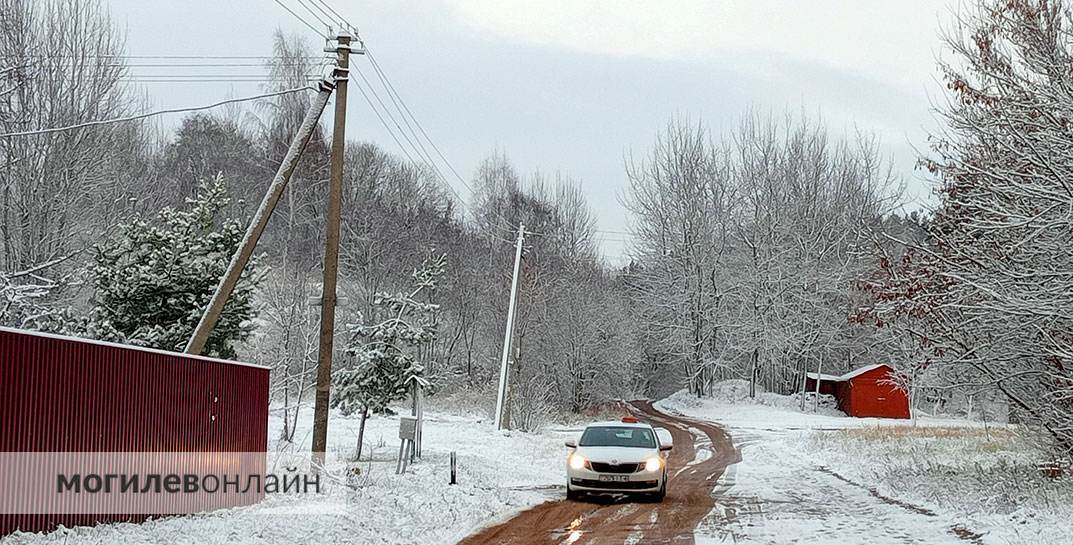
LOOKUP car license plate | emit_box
[598,475,629,482]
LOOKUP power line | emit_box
[253,2,509,231]
[121,77,320,83]
[358,57,450,189]
[286,1,490,225]
[364,49,474,195]
[121,74,319,78]
[1,55,323,60]
[348,68,486,226]
[304,0,342,28]
[121,63,315,68]
[357,48,521,229]
[351,65,447,187]
[294,0,332,31]
[311,0,350,28]
[124,80,319,84]
[271,0,328,38]
[0,85,316,138]
[350,76,424,171]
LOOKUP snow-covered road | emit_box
[456,400,738,545]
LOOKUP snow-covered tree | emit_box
[332,253,445,458]
[0,0,147,273]
[66,174,262,358]
[0,257,68,326]
[624,115,900,399]
[865,0,1073,455]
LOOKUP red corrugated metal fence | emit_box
[0,327,269,535]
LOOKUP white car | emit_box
[564,416,672,502]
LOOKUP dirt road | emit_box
[457,401,739,545]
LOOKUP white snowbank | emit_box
[661,379,844,422]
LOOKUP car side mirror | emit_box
[565,440,577,448]
[660,444,672,451]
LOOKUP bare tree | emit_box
[251,267,319,443]
[865,0,1073,454]
[0,0,140,272]
[626,113,900,399]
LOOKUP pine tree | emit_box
[331,253,445,459]
[44,174,263,358]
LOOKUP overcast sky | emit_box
[107,0,958,263]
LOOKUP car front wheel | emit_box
[566,484,581,501]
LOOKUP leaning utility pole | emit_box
[312,30,357,464]
[184,79,335,356]
[493,224,525,430]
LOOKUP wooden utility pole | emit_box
[813,356,823,413]
[311,31,357,464]
[185,79,335,356]
[493,224,525,430]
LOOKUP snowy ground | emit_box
[8,382,1071,544]
[5,402,571,545]
[657,381,1073,545]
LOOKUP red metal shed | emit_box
[0,327,270,535]
[804,363,910,419]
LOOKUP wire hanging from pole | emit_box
[0,85,316,138]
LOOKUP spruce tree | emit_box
[332,254,445,458]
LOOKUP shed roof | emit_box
[806,363,892,383]
[806,371,842,381]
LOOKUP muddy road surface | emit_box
[456,400,738,545]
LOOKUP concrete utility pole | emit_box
[493,224,525,430]
[312,31,358,464]
[184,79,335,356]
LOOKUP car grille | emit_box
[589,461,641,474]
[571,478,658,490]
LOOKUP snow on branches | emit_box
[30,174,263,358]
[332,253,446,417]
[866,0,1073,455]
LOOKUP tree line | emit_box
[0,0,645,434]
[4,0,1073,456]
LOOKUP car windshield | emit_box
[579,426,656,448]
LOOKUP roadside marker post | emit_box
[450,451,457,485]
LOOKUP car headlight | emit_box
[569,454,587,470]
[644,456,661,472]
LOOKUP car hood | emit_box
[575,446,655,463]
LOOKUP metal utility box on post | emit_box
[396,416,417,474]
